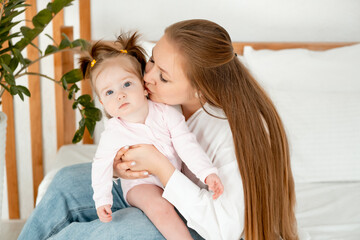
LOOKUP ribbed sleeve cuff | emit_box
[162,169,201,206]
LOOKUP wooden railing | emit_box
[3,0,92,219]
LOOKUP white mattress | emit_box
[37,145,360,239]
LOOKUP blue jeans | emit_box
[18,163,204,240]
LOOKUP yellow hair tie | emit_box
[91,59,96,67]
[120,49,128,54]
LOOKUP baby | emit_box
[80,32,224,239]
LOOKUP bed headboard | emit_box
[232,42,357,55]
[2,2,358,219]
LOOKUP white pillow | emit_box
[242,44,360,183]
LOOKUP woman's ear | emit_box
[144,89,148,97]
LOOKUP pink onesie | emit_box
[92,100,218,208]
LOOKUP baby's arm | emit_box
[97,204,112,222]
[164,105,224,196]
[92,125,123,218]
[205,173,224,199]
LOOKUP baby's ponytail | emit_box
[115,32,147,75]
[78,32,147,85]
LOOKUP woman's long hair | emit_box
[165,19,298,240]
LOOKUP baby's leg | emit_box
[127,184,193,240]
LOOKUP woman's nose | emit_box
[144,66,156,85]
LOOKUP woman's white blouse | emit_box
[162,104,245,240]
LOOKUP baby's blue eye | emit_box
[106,90,113,96]
[124,81,131,88]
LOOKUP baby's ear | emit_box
[144,89,148,96]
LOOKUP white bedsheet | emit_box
[37,145,360,239]
[296,182,360,239]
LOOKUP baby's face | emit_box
[95,59,148,120]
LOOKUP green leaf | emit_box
[84,107,102,121]
[0,82,10,92]
[68,84,80,99]
[12,48,26,66]
[45,33,57,45]
[16,85,31,97]
[49,0,74,14]
[0,21,22,35]
[0,9,26,25]
[71,39,89,50]
[61,76,67,90]
[0,63,13,74]
[60,69,83,84]
[29,41,43,55]
[9,58,19,72]
[44,45,58,55]
[32,9,53,28]
[20,26,37,39]
[59,37,71,49]
[4,74,16,85]
[72,101,79,109]
[24,58,31,65]
[77,94,92,106]
[0,32,21,46]
[0,54,11,65]
[9,85,25,100]
[79,118,85,128]
[85,118,96,136]
[72,125,85,143]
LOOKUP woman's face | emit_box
[144,35,196,106]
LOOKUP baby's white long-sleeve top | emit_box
[91,100,218,209]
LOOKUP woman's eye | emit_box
[124,81,131,88]
[160,74,168,83]
[106,90,113,96]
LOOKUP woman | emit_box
[19,19,298,240]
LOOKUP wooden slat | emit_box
[233,42,358,55]
[26,0,44,207]
[79,0,93,144]
[61,26,76,144]
[2,91,19,219]
[52,5,65,150]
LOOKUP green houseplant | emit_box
[0,0,102,144]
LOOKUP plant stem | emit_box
[0,85,6,99]
[14,48,75,77]
[0,0,6,24]
[16,72,61,84]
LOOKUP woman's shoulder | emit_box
[187,103,229,130]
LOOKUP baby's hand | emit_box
[97,204,112,222]
[205,173,224,200]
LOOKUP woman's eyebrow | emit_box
[152,48,169,76]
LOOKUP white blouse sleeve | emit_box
[163,104,218,182]
[162,149,245,240]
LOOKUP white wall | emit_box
[1,0,360,220]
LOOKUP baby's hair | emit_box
[79,32,147,92]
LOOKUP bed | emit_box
[28,41,360,240]
[1,14,360,236]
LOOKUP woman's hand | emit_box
[122,144,176,186]
[113,146,149,179]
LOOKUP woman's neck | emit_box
[181,100,202,121]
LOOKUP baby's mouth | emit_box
[119,103,129,109]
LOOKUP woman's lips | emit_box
[145,87,153,94]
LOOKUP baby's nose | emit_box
[118,92,126,100]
